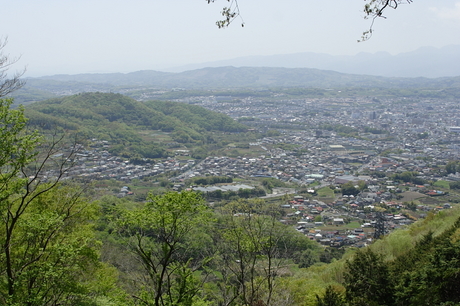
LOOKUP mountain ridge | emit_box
[27,66,460,90]
[164,45,460,78]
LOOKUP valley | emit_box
[3,67,460,306]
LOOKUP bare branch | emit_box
[207,0,245,28]
[0,37,26,97]
[360,0,413,42]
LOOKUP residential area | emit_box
[44,93,460,247]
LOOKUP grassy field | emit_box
[316,187,336,203]
[139,130,173,143]
[399,191,427,202]
[433,180,450,189]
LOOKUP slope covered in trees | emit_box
[0,97,126,305]
[25,92,247,158]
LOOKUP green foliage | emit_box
[215,199,289,305]
[191,146,208,159]
[316,186,336,198]
[405,201,417,211]
[207,198,322,305]
[145,100,247,133]
[0,98,40,187]
[263,129,281,137]
[315,285,345,306]
[417,132,429,139]
[276,143,299,151]
[116,191,213,306]
[449,181,460,190]
[340,181,367,197]
[343,248,394,306]
[333,210,460,306]
[389,218,460,306]
[446,161,460,174]
[434,180,450,189]
[0,98,120,305]
[391,171,427,185]
[261,177,289,192]
[200,186,266,201]
[319,248,345,264]
[1,185,117,306]
[25,93,248,159]
[369,170,386,178]
[340,182,359,196]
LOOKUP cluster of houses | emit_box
[278,181,455,248]
[39,94,460,224]
[179,94,460,185]
[45,140,197,184]
[279,195,404,248]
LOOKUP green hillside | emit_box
[293,207,460,306]
[25,92,248,159]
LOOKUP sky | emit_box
[3,0,460,76]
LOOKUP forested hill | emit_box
[28,66,460,89]
[25,92,247,158]
[12,67,460,105]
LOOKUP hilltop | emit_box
[12,66,460,106]
[29,67,460,89]
[25,92,248,159]
[168,45,460,78]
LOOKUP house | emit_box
[333,218,345,225]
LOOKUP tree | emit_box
[399,237,460,306]
[0,184,114,306]
[315,285,345,306]
[446,161,460,174]
[390,220,460,306]
[340,182,359,196]
[214,199,299,306]
[116,191,214,306]
[0,38,25,98]
[343,248,394,306]
[357,180,367,192]
[0,98,119,305]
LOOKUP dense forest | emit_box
[24,92,248,159]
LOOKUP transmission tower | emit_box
[374,211,386,239]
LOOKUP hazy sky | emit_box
[3,0,460,76]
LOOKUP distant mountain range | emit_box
[27,66,460,91]
[166,45,460,78]
[12,50,460,104]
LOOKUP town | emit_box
[45,92,460,248]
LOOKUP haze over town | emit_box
[3,0,460,76]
